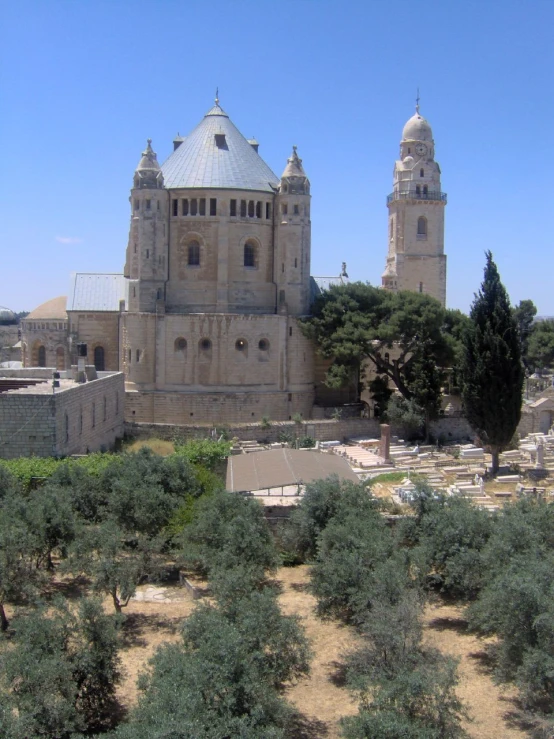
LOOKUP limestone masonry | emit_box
[18,98,448,424]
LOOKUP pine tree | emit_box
[461,252,524,474]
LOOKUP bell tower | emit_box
[274,147,312,316]
[382,101,447,306]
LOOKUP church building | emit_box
[20,99,447,423]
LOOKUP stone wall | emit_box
[125,415,473,444]
[0,372,125,459]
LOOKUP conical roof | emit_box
[281,146,307,178]
[161,103,279,192]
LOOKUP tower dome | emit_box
[134,139,164,188]
[402,111,433,142]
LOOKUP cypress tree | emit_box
[461,252,524,474]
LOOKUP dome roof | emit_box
[27,296,67,320]
[0,307,16,324]
[402,111,433,142]
[136,139,161,172]
[161,102,279,193]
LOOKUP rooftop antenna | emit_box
[415,87,420,114]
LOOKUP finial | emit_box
[147,138,152,147]
[215,87,219,106]
[415,87,420,114]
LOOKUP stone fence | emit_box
[125,414,474,445]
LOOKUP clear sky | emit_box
[2,0,553,315]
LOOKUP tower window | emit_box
[235,339,247,351]
[182,199,189,216]
[146,249,149,259]
[416,185,421,196]
[256,201,262,218]
[248,200,254,218]
[174,337,187,352]
[134,199,139,211]
[417,216,427,236]
[156,288,162,300]
[244,241,256,268]
[408,147,411,154]
[294,257,297,268]
[199,198,206,216]
[423,185,428,196]
[136,349,141,362]
[293,204,299,215]
[230,199,237,217]
[266,202,271,219]
[420,168,424,177]
[240,200,247,217]
[210,198,217,216]
[190,199,198,216]
[134,243,137,253]
[188,241,200,266]
[283,184,288,193]
[200,338,212,351]
[172,199,178,216]
[282,203,288,215]
[258,339,269,351]
[146,199,151,210]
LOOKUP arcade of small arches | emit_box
[24,342,105,371]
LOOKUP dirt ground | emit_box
[112,566,531,738]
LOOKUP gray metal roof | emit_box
[161,104,280,193]
[68,273,126,312]
[310,275,350,302]
[226,448,359,493]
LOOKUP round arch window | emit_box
[235,339,247,351]
[200,338,212,351]
[258,339,269,351]
[175,337,187,351]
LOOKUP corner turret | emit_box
[274,147,311,316]
[124,139,169,312]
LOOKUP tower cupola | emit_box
[134,139,164,189]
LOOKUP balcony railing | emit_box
[387,190,447,205]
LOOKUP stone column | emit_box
[380,423,391,463]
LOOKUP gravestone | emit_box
[380,424,391,463]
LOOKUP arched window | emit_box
[417,217,427,236]
[200,338,212,352]
[420,168,424,177]
[248,200,255,218]
[244,241,256,268]
[174,337,187,352]
[188,241,200,266]
[258,339,269,351]
[235,339,247,352]
[423,185,428,197]
[94,346,105,372]
[415,185,421,196]
[38,345,46,367]
[419,282,424,293]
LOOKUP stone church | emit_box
[20,99,447,423]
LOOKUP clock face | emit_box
[416,143,427,156]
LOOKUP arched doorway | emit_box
[37,345,46,367]
[56,347,65,370]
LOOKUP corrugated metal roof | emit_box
[161,103,280,193]
[310,275,350,302]
[226,448,359,493]
[68,273,126,311]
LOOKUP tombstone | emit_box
[536,440,545,469]
[474,473,480,486]
[380,424,391,463]
[479,477,485,495]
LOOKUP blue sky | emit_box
[2,0,553,315]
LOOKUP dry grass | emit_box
[123,438,176,456]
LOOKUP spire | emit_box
[415,87,420,114]
[281,145,307,178]
[215,87,219,106]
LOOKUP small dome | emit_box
[402,112,433,142]
[401,155,414,167]
[136,139,161,172]
[0,306,16,324]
